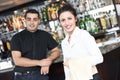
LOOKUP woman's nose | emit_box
[64,20,69,25]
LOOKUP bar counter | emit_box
[97,38,120,80]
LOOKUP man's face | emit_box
[25,13,40,32]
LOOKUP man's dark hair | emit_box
[24,9,40,19]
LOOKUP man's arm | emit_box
[11,51,52,67]
[47,47,60,61]
[41,46,60,75]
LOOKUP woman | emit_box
[58,4,103,80]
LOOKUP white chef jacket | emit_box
[61,27,103,80]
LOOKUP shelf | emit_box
[88,5,115,15]
[92,31,106,39]
[106,26,120,32]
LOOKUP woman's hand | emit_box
[63,61,69,68]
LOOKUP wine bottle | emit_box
[50,3,57,20]
[79,17,86,30]
[42,7,49,22]
[6,18,14,31]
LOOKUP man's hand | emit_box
[39,58,52,67]
[41,66,50,75]
[40,58,53,75]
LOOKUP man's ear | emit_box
[38,19,41,24]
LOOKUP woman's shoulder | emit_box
[78,29,91,36]
[78,28,89,34]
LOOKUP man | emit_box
[11,9,60,80]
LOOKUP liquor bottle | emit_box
[100,12,107,30]
[56,23,65,42]
[110,10,118,27]
[0,40,6,59]
[79,17,86,30]
[89,15,99,33]
[1,39,11,58]
[1,18,9,33]
[0,50,1,60]
[96,18,103,31]
[59,0,67,8]
[6,39,11,51]
[42,7,49,22]
[52,31,59,42]
[84,13,92,33]
[0,20,2,34]
[105,12,112,29]
[6,17,14,31]
[0,49,7,59]
[47,5,52,21]
[0,40,4,51]
[17,16,25,29]
[50,3,57,20]
[0,40,2,60]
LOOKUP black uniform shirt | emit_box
[11,29,58,72]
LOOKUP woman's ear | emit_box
[75,17,78,25]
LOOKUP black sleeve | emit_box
[11,34,21,51]
[47,34,58,50]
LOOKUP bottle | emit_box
[100,13,107,30]
[0,40,6,59]
[56,23,64,42]
[105,12,112,29]
[1,39,11,59]
[96,18,103,31]
[0,40,4,51]
[60,0,67,8]
[1,18,9,33]
[42,7,49,22]
[79,17,86,30]
[6,39,11,51]
[18,16,25,30]
[110,10,118,27]
[47,5,52,21]
[6,17,14,31]
[50,3,57,20]
[0,49,7,59]
[89,15,99,33]
[84,13,92,33]
[0,20,2,34]
[12,15,18,31]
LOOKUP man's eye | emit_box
[34,18,39,21]
[26,18,31,21]
[26,18,39,21]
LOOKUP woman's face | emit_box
[59,11,77,35]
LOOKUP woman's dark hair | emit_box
[24,9,40,19]
[57,4,77,20]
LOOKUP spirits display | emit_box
[0,0,119,60]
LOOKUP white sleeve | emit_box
[82,31,103,66]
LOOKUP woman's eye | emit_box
[68,17,72,20]
[60,19,65,22]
